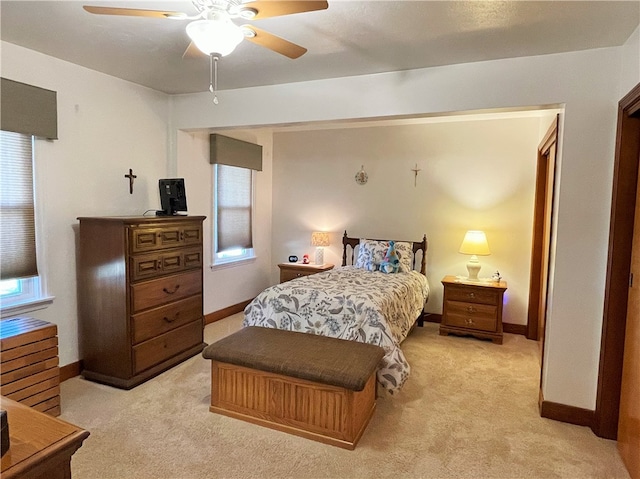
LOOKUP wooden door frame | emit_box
[593,82,640,439]
[527,116,559,340]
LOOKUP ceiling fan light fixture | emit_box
[237,7,257,20]
[186,17,244,56]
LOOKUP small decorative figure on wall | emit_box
[124,168,137,194]
[355,165,368,185]
[411,163,421,187]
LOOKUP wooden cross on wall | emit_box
[124,168,137,194]
[411,163,421,187]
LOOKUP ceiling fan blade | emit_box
[83,6,186,19]
[182,41,205,59]
[242,26,307,59]
[239,1,328,20]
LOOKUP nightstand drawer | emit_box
[445,285,499,305]
[277,263,334,283]
[446,300,497,320]
[281,269,313,282]
[445,311,498,332]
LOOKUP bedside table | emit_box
[278,263,334,283]
[440,275,507,344]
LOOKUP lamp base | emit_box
[315,247,324,266]
[466,255,481,281]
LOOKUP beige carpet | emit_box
[60,315,630,479]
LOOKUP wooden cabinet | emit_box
[278,263,334,283]
[0,318,60,416]
[77,216,206,389]
[440,275,507,344]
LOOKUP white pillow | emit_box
[354,239,389,271]
[394,241,414,272]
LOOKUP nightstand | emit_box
[440,275,507,344]
[278,263,334,283]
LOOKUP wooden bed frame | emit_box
[341,231,428,275]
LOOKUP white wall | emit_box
[620,25,640,96]
[270,117,544,326]
[3,34,637,412]
[171,47,623,410]
[175,129,273,313]
[1,42,170,367]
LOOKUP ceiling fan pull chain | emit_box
[209,53,219,105]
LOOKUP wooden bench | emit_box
[202,326,385,450]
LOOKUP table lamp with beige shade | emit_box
[459,230,491,281]
[311,231,330,265]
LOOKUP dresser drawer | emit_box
[445,285,499,305]
[130,224,202,254]
[182,225,203,245]
[131,295,203,344]
[133,320,203,374]
[131,227,181,253]
[131,270,202,313]
[130,246,203,281]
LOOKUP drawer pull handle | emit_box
[163,313,179,323]
[163,285,180,295]
[465,318,475,326]
[467,306,476,313]
[469,292,476,299]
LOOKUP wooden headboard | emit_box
[341,231,427,275]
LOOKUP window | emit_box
[213,164,255,265]
[0,130,47,314]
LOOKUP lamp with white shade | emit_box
[311,232,330,265]
[459,230,491,281]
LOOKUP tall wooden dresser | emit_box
[77,216,206,389]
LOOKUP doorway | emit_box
[527,115,559,344]
[594,82,640,446]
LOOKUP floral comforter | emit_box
[242,266,429,393]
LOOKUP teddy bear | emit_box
[379,240,401,274]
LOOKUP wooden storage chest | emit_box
[77,215,206,389]
[0,317,61,416]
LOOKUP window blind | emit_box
[216,165,253,252]
[0,131,38,279]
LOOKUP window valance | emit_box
[1,78,58,140]
[210,134,262,171]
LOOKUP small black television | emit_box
[157,178,188,216]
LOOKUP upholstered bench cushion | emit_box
[202,326,385,391]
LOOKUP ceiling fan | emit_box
[83,0,328,101]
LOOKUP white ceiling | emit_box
[1,1,639,95]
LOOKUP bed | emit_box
[243,232,429,394]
